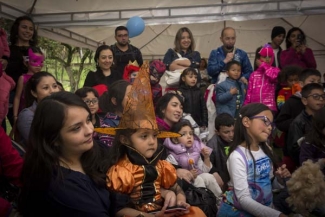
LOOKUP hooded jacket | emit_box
[244,62,280,111]
[178,84,208,127]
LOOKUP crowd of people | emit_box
[0,14,324,217]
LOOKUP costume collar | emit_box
[125,143,164,166]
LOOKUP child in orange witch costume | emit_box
[95,62,206,217]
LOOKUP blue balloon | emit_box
[126,16,145,38]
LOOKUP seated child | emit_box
[149,60,166,106]
[244,44,280,114]
[275,68,322,172]
[287,83,325,167]
[75,87,101,128]
[272,65,302,148]
[96,62,205,216]
[216,60,246,118]
[207,113,235,190]
[164,120,222,198]
[276,65,302,110]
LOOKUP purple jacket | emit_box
[244,62,280,111]
[163,138,212,174]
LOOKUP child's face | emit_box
[182,73,197,87]
[82,92,99,116]
[129,71,138,83]
[260,56,271,64]
[32,76,60,102]
[301,75,321,87]
[286,75,299,88]
[216,125,234,143]
[245,110,274,143]
[128,129,158,159]
[302,89,325,112]
[177,125,194,148]
[227,64,241,80]
[29,53,44,73]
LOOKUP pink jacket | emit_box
[0,28,10,59]
[0,73,15,123]
[280,47,316,69]
[244,62,280,111]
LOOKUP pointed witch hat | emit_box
[94,61,180,138]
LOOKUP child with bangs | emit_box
[178,68,208,128]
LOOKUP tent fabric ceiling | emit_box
[1,0,325,72]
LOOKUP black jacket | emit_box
[206,134,230,187]
[274,94,304,133]
[286,110,313,166]
[178,84,208,127]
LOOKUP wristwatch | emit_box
[136,212,145,217]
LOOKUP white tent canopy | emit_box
[1,0,325,72]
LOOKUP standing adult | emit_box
[207,27,253,84]
[280,27,317,69]
[254,26,286,70]
[5,15,38,126]
[83,45,121,89]
[163,27,201,72]
[110,26,143,74]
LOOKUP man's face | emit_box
[272,34,285,47]
[220,29,236,50]
[115,30,129,46]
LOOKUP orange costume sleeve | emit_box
[157,160,177,189]
[106,163,135,194]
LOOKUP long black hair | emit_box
[99,80,130,114]
[19,91,106,215]
[228,103,278,181]
[24,71,58,108]
[10,15,38,46]
[285,27,306,49]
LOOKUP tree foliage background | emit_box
[2,17,95,92]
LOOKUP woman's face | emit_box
[17,20,34,43]
[162,96,183,126]
[180,31,191,51]
[97,49,113,71]
[59,106,94,158]
[82,92,99,115]
[289,30,302,47]
[31,76,60,102]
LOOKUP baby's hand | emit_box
[201,147,210,159]
[190,169,198,179]
[230,87,238,95]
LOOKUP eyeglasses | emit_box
[84,99,98,105]
[249,115,275,130]
[305,94,325,100]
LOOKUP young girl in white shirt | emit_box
[218,103,291,217]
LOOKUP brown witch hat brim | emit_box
[94,127,180,138]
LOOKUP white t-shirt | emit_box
[227,146,282,217]
[273,48,279,67]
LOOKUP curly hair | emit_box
[286,160,325,216]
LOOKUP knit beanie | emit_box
[271,26,286,39]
